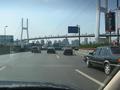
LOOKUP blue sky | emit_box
[0,0,117,40]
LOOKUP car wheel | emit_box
[86,60,92,68]
[71,53,73,55]
[84,57,87,62]
[104,63,111,75]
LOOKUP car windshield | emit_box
[0,0,119,90]
[111,47,120,54]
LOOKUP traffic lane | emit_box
[55,51,108,89]
[38,50,107,87]
[0,53,17,65]
[0,51,107,84]
[0,52,33,67]
[56,50,108,83]
[0,52,100,90]
[0,65,100,90]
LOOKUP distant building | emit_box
[53,40,63,49]
[41,40,45,46]
[47,40,52,47]
[71,39,79,46]
[84,38,88,45]
[62,38,69,46]
[0,35,14,45]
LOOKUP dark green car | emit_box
[84,46,120,75]
[31,46,41,53]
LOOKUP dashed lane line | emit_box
[10,53,16,57]
[75,69,104,86]
[0,66,6,71]
[56,55,60,59]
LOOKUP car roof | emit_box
[48,47,55,49]
[64,47,72,50]
[32,46,38,48]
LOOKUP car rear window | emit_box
[32,47,37,49]
[111,47,120,54]
[48,49,54,51]
[65,49,72,52]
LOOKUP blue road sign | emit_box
[68,26,78,33]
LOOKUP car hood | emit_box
[0,81,74,90]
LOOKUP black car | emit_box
[31,46,41,53]
[47,47,56,54]
[84,46,120,75]
[72,46,79,51]
[63,48,73,55]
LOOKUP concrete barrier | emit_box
[0,46,10,55]
[76,49,93,56]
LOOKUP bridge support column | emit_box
[96,0,108,43]
[21,18,29,48]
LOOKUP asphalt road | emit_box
[0,51,109,90]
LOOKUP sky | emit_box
[0,0,118,40]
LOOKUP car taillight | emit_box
[117,58,120,63]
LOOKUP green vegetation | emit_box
[80,43,109,49]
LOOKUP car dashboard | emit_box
[0,81,74,90]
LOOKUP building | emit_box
[0,35,14,45]
[84,38,88,45]
[71,39,79,46]
[62,38,69,46]
[47,40,52,47]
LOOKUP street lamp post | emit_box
[4,26,8,45]
[77,25,80,47]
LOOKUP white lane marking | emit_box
[10,53,16,57]
[74,52,77,55]
[56,55,60,59]
[0,66,6,71]
[75,69,104,86]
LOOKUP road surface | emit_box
[0,51,109,90]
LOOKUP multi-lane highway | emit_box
[0,50,109,90]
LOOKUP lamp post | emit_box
[4,26,8,45]
[77,25,80,47]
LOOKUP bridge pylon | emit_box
[96,0,108,43]
[21,18,29,48]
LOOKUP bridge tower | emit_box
[96,0,108,42]
[21,18,29,47]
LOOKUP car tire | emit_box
[84,57,87,62]
[86,60,92,68]
[71,52,73,55]
[104,63,111,75]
